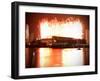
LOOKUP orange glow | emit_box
[39,48,62,67]
[38,18,83,67]
[40,18,83,39]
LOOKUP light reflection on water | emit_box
[37,48,83,67]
